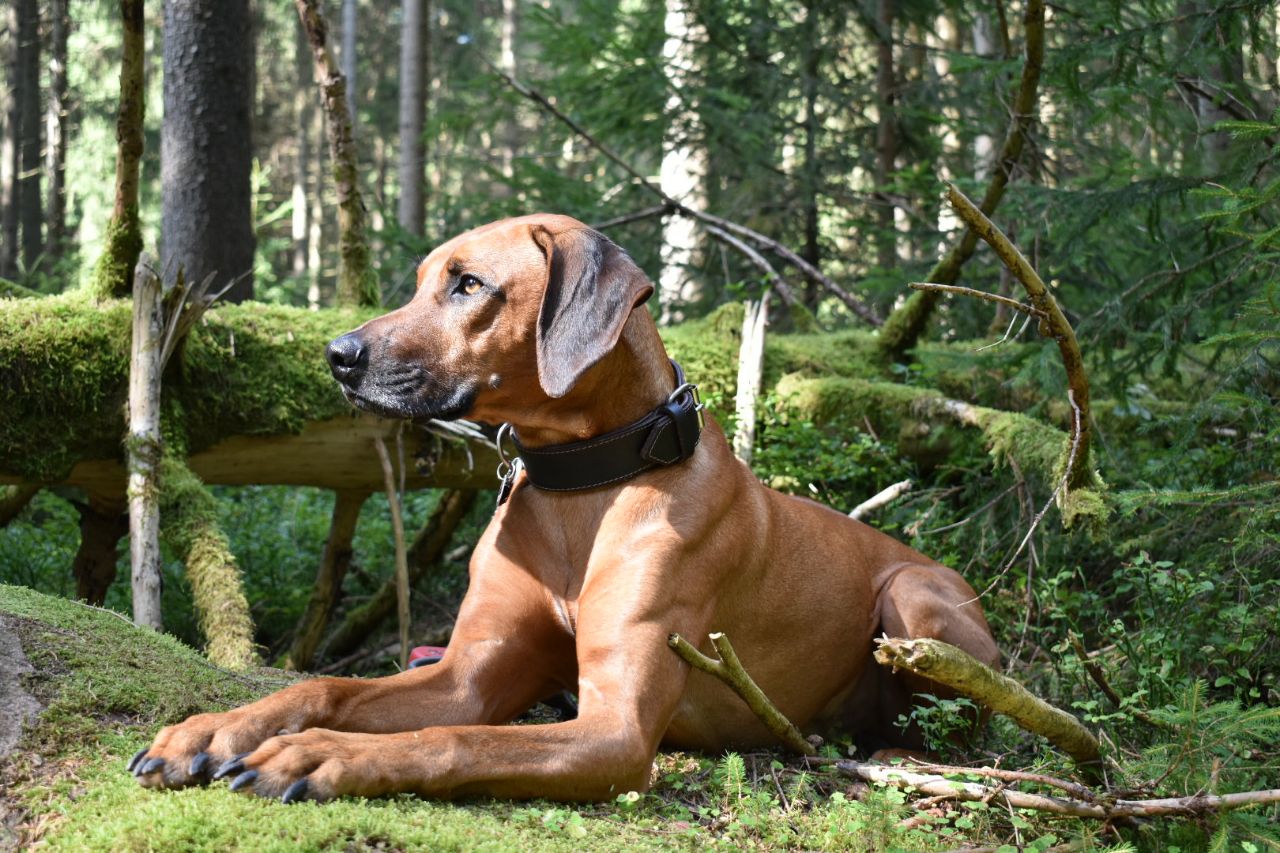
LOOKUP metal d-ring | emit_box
[669,382,705,430]
[494,422,517,480]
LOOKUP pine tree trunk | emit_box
[44,0,69,260]
[497,0,518,193]
[17,0,42,272]
[658,0,706,323]
[396,0,426,236]
[0,3,19,279]
[161,0,256,302]
[799,0,821,309]
[873,0,897,271]
[89,0,146,301]
[295,0,379,308]
[341,0,357,137]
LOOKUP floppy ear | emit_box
[530,225,655,398]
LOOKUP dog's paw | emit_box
[128,710,299,790]
[215,728,392,803]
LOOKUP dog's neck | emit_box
[508,310,674,448]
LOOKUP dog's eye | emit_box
[458,274,484,296]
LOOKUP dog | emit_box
[128,213,998,802]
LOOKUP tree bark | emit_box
[658,0,707,323]
[90,0,146,301]
[341,0,357,138]
[72,497,128,606]
[284,490,367,671]
[44,0,69,260]
[161,0,256,303]
[127,261,164,631]
[396,0,427,236]
[872,0,897,270]
[16,0,41,272]
[799,0,822,309]
[0,2,19,279]
[295,0,380,308]
[292,15,313,286]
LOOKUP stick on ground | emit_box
[668,632,816,756]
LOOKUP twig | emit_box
[316,640,400,675]
[907,282,1045,319]
[591,204,671,231]
[373,437,411,671]
[849,480,913,521]
[668,632,816,755]
[873,636,1101,770]
[837,760,1280,819]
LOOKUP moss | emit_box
[1060,486,1109,534]
[88,212,144,301]
[158,455,257,670]
[0,278,39,299]
[0,295,378,481]
[875,288,936,364]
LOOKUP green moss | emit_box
[875,288,936,364]
[158,455,257,669]
[88,212,144,301]
[0,295,378,481]
[0,278,39,299]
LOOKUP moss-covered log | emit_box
[157,455,256,670]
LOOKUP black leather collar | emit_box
[495,360,703,505]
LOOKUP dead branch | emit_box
[849,479,913,521]
[1068,632,1169,730]
[873,637,1101,769]
[479,56,878,324]
[943,184,1092,492]
[837,760,1280,819]
[592,204,671,231]
[908,282,1044,320]
[127,259,164,630]
[374,436,411,670]
[878,0,1045,360]
[732,293,770,465]
[668,632,816,755]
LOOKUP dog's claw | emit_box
[212,753,250,781]
[138,757,166,776]
[281,778,309,804]
[189,751,211,778]
[228,769,259,792]
[127,748,148,773]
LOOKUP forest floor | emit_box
[0,583,1121,852]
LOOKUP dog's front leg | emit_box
[212,618,696,802]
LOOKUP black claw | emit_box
[281,778,309,804]
[228,769,259,792]
[212,753,249,781]
[127,748,148,773]
[189,751,211,777]
[139,757,166,776]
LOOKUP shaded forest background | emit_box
[1,0,1279,849]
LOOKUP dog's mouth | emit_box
[341,375,477,423]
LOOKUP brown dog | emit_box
[128,213,998,803]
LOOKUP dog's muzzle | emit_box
[326,332,368,388]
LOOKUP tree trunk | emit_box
[17,0,42,272]
[44,0,69,260]
[658,0,706,323]
[89,0,146,301]
[0,3,19,279]
[873,0,897,271]
[72,497,128,606]
[341,0,357,137]
[396,0,426,236]
[295,0,379,308]
[127,261,164,631]
[161,0,256,303]
[497,0,518,192]
[799,0,821,309]
[293,15,313,285]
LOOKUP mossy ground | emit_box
[0,583,1059,852]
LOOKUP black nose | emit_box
[326,333,368,384]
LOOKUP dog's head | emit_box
[327,214,654,423]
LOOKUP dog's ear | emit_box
[530,225,654,398]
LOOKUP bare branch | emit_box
[849,479,913,521]
[592,204,671,232]
[908,282,1044,320]
[669,632,816,755]
[706,225,798,308]
[374,436,411,670]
